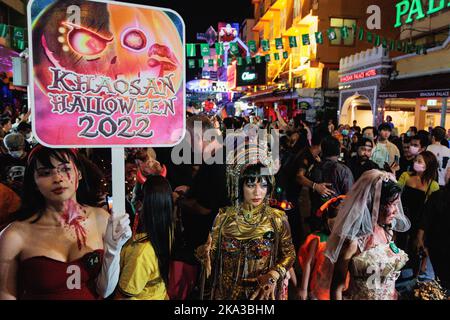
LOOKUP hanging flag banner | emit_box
[28,0,186,147]
[327,28,337,41]
[274,52,280,61]
[389,40,396,51]
[237,57,243,66]
[367,32,373,43]
[188,59,195,69]
[230,42,239,55]
[275,38,283,50]
[215,42,224,55]
[382,38,388,48]
[186,43,196,57]
[255,55,262,64]
[200,43,210,56]
[0,24,8,38]
[208,59,214,67]
[246,56,252,65]
[315,32,323,44]
[374,34,381,46]
[248,40,257,53]
[283,51,288,59]
[358,28,365,41]
[198,59,205,67]
[188,59,196,68]
[217,58,223,67]
[227,57,233,65]
[265,54,271,62]
[13,27,25,49]
[261,39,270,51]
[341,26,349,39]
[302,34,310,45]
[289,36,297,48]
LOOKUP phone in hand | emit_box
[106,195,113,213]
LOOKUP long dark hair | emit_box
[140,175,174,286]
[18,146,97,222]
[414,151,438,185]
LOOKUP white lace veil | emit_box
[324,169,411,263]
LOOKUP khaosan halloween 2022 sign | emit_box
[28,0,185,147]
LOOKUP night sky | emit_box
[126,0,254,42]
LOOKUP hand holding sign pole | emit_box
[28,0,185,298]
[28,0,185,210]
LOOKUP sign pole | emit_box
[111,147,126,215]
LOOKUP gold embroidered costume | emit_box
[205,203,295,299]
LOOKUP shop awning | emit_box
[240,89,298,103]
[379,73,450,99]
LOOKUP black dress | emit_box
[398,185,427,273]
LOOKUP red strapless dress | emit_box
[18,249,104,300]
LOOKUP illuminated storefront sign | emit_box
[236,63,266,87]
[395,0,450,28]
[241,71,257,81]
[339,69,377,83]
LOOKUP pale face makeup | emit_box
[34,154,80,204]
[379,198,400,225]
[243,177,268,209]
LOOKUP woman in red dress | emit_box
[0,146,131,300]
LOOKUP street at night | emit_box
[0,0,449,311]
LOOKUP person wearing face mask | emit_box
[398,135,428,179]
[0,133,28,196]
[397,151,439,282]
[347,138,380,181]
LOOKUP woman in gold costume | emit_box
[196,146,296,300]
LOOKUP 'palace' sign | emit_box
[395,0,450,28]
[339,69,377,83]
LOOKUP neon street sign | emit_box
[395,0,450,28]
[242,71,257,81]
[339,69,377,83]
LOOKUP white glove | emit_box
[96,212,131,298]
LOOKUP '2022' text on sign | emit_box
[28,0,185,147]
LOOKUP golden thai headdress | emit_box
[226,141,275,208]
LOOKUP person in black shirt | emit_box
[309,136,354,217]
[419,171,450,291]
[175,115,231,257]
[398,136,414,179]
[351,120,361,135]
[283,133,332,249]
[347,138,380,181]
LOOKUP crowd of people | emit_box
[1,98,450,300]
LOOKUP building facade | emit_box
[338,3,450,131]
[241,0,401,122]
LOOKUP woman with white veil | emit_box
[326,170,411,300]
